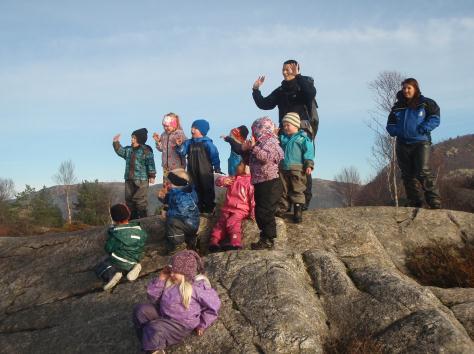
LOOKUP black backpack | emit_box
[300,76,319,140]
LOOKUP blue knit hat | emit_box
[192,119,210,136]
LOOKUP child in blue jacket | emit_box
[158,169,200,254]
[277,112,314,223]
[176,119,221,214]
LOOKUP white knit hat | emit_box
[282,112,301,128]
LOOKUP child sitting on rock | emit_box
[94,204,148,291]
[209,160,255,252]
[220,125,249,176]
[277,112,314,223]
[176,119,222,215]
[242,117,284,250]
[133,250,221,353]
[158,169,200,254]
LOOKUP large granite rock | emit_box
[0,207,473,353]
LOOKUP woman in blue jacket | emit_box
[386,78,441,209]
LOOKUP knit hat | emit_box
[282,112,301,128]
[110,203,131,223]
[167,168,190,187]
[132,128,148,145]
[169,250,204,281]
[251,117,277,140]
[192,119,210,136]
[162,113,180,129]
[230,125,249,143]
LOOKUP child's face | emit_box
[191,127,203,138]
[236,162,246,176]
[283,122,298,135]
[131,135,139,147]
[170,272,185,283]
[163,124,175,134]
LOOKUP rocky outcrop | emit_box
[0,207,473,353]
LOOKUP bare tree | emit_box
[334,166,361,207]
[367,71,404,207]
[53,160,77,224]
[0,178,15,202]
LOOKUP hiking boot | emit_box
[251,239,274,250]
[208,244,221,253]
[428,199,441,210]
[126,263,142,281]
[103,272,123,291]
[221,245,242,251]
[293,204,303,223]
[302,204,309,211]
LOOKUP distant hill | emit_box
[45,178,346,219]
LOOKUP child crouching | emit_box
[209,161,255,252]
[94,204,148,291]
[158,169,200,254]
[133,250,221,353]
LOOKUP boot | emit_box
[126,263,142,281]
[137,209,148,219]
[103,272,123,291]
[251,238,274,250]
[427,198,441,210]
[293,204,303,223]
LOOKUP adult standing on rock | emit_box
[252,59,318,210]
[386,78,442,209]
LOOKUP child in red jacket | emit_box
[208,161,255,252]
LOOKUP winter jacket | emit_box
[113,142,156,181]
[105,222,148,271]
[224,136,244,176]
[146,277,221,330]
[163,185,200,230]
[155,130,187,170]
[249,135,284,185]
[216,174,255,218]
[386,92,440,144]
[176,137,221,172]
[252,74,317,127]
[279,130,315,171]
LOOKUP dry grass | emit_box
[325,336,384,354]
[406,242,474,288]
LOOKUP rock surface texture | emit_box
[0,207,473,353]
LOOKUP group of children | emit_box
[97,111,313,352]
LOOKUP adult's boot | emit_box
[293,204,303,223]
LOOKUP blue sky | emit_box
[1,0,473,192]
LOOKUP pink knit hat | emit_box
[169,250,204,281]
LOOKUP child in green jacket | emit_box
[94,204,148,291]
[277,112,314,223]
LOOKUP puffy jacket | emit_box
[249,135,284,184]
[155,129,187,170]
[216,174,255,218]
[113,142,156,181]
[164,185,200,230]
[105,222,148,271]
[176,136,221,172]
[279,130,315,170]
[386,92,440,144]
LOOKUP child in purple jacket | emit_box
[133,250,221,352]
[242,117,284,250]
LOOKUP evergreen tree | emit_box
[74,180,112,225]
[30,187,63,227]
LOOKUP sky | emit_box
[1,0,473,192]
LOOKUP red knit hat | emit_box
[169,250,204,281]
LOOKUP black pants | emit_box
[94,258,123,282]
[166,218,198,252]
[304,174,312,208]
[254,178,283,241]
[396,141,441,207]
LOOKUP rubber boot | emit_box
[293,204,303,223]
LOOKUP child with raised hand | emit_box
[152,112,187,182]
[157,169,200,254]
[113,128,156,219]
[208,160,255,252]
[133,250,221,353]
[242,117,284,250]
[220,125,249,176]
[176,119,222,215]
[94,204,148,291]
[277,112,314,223]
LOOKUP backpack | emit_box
[300,76,319,140]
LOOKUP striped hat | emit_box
[282,112,301,128]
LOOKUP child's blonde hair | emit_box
[165,274,211,309]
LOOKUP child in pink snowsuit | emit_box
[208,161,255,252]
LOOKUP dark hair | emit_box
[401,78,421,108]
[283,59,298,66]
